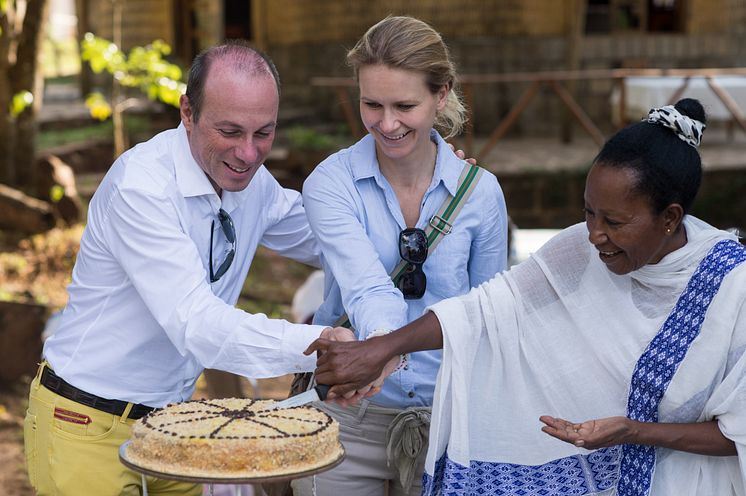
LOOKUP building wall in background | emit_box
[85,0,175,49]
[81,0,746,135]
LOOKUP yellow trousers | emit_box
[24,363,202,496]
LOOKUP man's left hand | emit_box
[447,142,477,165]
[319,326,355,342]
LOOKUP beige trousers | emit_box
[292,401,426,496]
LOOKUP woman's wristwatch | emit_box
[367,328,408,373]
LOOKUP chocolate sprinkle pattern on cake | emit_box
[125,398,342,478]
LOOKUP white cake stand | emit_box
[119,440,345,496]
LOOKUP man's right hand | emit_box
[305,336,394,400]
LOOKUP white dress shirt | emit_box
[43,124,324,407]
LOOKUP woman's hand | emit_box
[327,352,402,406]
[305,337,392,399]
[539,415,636,449]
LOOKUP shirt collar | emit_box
[431,130,462,197]
[349,130,464,196]
[172,123,247,214]
[173,123,218,199]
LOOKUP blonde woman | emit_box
[296,16,509,496]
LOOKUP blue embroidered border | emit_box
[423,447,621,495]
[619,239,746,496]
[422,240,745,496]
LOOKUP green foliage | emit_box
[286,126,340,151]
[49,185,65,203]
[85,92,112,120]
[80,33,186,111]
[10,90,33,117]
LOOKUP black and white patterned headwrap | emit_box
[644,105,706,148]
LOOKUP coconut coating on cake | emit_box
[125,398,342,478]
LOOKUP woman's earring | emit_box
[666,227,672,234]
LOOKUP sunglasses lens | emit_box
[211,249,235,283]
[397,268,426,300]
[399,229,428,264]
[210,210,236,283]
[218,209,236,243]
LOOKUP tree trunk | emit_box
[75,0,94,96]
[12,0,49,195]
[0,4,16,185]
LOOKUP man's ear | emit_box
[180,94,193,130]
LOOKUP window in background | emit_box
[585,0,684,34]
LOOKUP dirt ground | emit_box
[0,378,34,496]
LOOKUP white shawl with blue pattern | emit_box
[426,217,746,495]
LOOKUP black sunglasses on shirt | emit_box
[396,227,428,299]
[209,208,235,283]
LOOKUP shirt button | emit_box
[408,391,415,398]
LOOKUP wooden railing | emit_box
[311,68,746,162]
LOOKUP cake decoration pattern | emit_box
[125,398,343,479]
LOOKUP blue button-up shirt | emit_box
[303,130,508,408]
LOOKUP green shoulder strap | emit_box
[335,162,484,329]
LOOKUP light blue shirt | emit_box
[303,130,508,408]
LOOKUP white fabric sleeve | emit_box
[708,272,746,487]
[260,181,321,268]
[468,171,508,285]
[103,186,322,377]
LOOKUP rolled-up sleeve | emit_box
[103,186,323,377]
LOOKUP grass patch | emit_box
[37,115,152,150]
[37,121,113,150]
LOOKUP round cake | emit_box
[125,398,342,479]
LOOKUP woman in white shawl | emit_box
[308,98,746,495]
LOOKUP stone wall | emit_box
[498,168,746,231]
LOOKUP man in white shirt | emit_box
[23,41,351,496]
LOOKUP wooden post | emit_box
[706,76,746,135]
[550,80,605,146]
[334,85,362,139]
[477,80,542,162]
[561,0,587,143]
[251,0,267,52]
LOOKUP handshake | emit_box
[310,326,404,405]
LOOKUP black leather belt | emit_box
[40,366,155,420]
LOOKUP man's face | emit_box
[180,62,279,195]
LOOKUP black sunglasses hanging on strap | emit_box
[289,162,485,397]
[338,161,484,327]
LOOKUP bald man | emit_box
[24,41,350,496]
